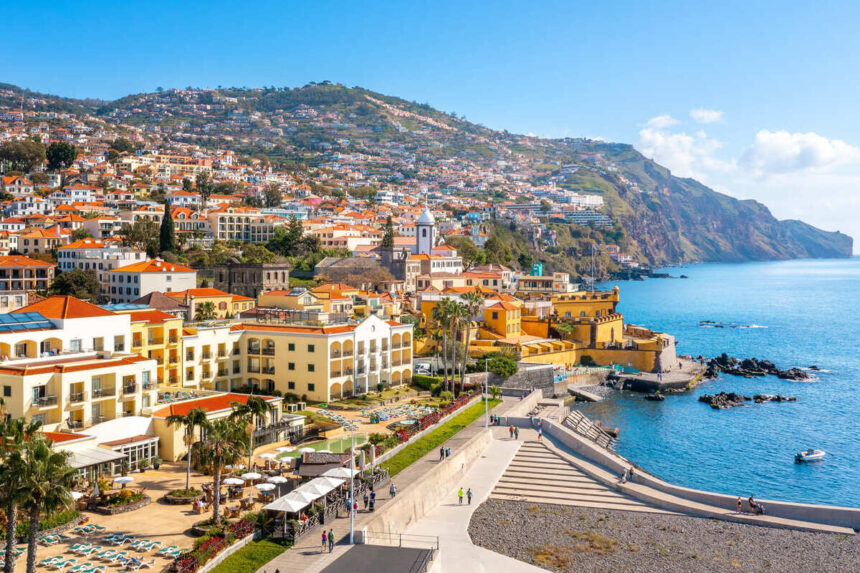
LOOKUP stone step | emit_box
[495,480,621,496]
[497,475,608,488]
[493,484,630,500]
[490,493,676,515]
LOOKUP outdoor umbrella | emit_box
[71,492,85,500]
[317,449,333,454]
[275,446,295,453]
[259,453,277,459]
[266,476,288,484]
[321,467,359,479]
[255,483,276,492]
[113,476,134,488]
[241,472,263,481]
[298,447,315,454]
[223,477,245,486]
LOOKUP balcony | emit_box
[122,383,137,394]
[232,348,240,355]
[233,368,241,375]
[69,391,86,403]
[169,336,178,344]
[114,345,125,352]
[342,350,353,357]
[142,382,156,390]
[186,354,194,361]
[262,348,275,356]
[92,388,115,398]
[169,376,178,385]
[218,350,227,358]
[332,371,342,378]
[35,395,57,407]
[202,353,212,360]
[247,346,260,355]
[263,366,275,374]
[148,338,164,346]
[248,366,261,374]
[168,357,178,366]
[154,357,164,365]
[202,371,212,379]
[344,368,354,376]
[217,369,229,377]
[132,339,143,349]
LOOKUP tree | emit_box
[45,142,77,171]
[70,227,93,241]
[381,216,394,248]
[118,220,160,257]
[263,182,283,208]
[182,178,193,192]
[166,408,210,492]
[195,172,214,206]
[241,243,278,264]
[0,140,45,172]
[49,269,100,302]
[459,291,484,389]
[444,236,486,269]
[486,355,518,377]
[0,419,41,573]
[21,437,75,573]
[194,302,217,322]
[433,298,461,393]
[484,235,513,266]
[229,396,270,469]
[109,137,135,154]
[195,419,246,524]
[159,200,176,254]
[267,216,304,257]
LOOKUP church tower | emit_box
[416,209,436,255]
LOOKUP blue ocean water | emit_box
[575,257,860,507]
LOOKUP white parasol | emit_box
[222,477,245,486]
[255,483,276,492]
[241,472,262,481]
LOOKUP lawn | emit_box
[381,398,501,477]
[209,539,289,573]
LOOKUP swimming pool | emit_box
[278,433,369,458]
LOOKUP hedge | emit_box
[411,374,442,390]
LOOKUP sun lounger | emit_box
[37,556,61,568]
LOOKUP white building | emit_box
[57,239,148,300]
[108,259,197,303]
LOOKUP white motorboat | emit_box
[795,449,826,463]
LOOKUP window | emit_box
[307,383,315,392]
[288,362,295,370]
[492,312,498,320]
[288,381,295,390]
[288,343,295,351]
[2,386,10,397]
[307,344,315,353]
[307,364,315,372]
[69,339,82,352]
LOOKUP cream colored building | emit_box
[180,322,243,391]
[108,259,197,303]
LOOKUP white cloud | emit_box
[740,129,860,177]
[638,117,732,179]
[690,109,724,124]
[644,114,679,129]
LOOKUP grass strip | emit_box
[209,539,290,573]
[381,398,501,477]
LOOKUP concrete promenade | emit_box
[258,396,520,573]
[403,426,545,573]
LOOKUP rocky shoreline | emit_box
[698,391,797,409]
[469,499,860,573]
[704,354,812,381]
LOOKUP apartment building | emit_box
[57,239,147,299]
[109,306,184,387]
[164,288,255,320]
[13,227,68,255]
[0,255,55,293]
[180,322,243,391]
[107,259,197,303]
[206,205,284,243]
[232,314,413,402]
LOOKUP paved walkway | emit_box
[491,430,675,514]
[259,396,516,573]
[404,426,544,573]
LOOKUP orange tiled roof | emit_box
[112,259,195,273]
[0,255,53,267]
[12,296,115,319]
[124,309,178,324]
[151,392,280,418]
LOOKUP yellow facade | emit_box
[483,302,521,338]
[124,310,184,386]
[257,290,323,311]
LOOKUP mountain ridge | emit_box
[0,81,852,264]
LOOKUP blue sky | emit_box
[3,0,859,248]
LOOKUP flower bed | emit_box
[163,488,204,505]
[89,492,151,515]
[171,517,257,573]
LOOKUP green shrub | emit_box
[412,374,442,390]
[168,488,202,498]
[580,355,595,366]
[13,509,79,540]
[487,356,518,377]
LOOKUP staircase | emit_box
[490,440,673,514]
[563,410,614,449]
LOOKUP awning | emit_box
[69,447,126,469]
[263,496,309,514]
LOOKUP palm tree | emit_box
[194,301,217,321]
[165,408,210,491]
[229,396,270,470]
[0,418,42,573]
[459,291,484,393]
[21,437,75,573]
[433,299,457,393]
[195,419,246,524]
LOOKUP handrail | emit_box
[563,410,614,450]
[361,530,439,550]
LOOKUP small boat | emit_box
[795,449,826,463]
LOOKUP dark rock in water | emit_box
[753,394,797,403]
[644,393,665,401]
[680,274,689,279]
[698,392,751,409]
[776,368,810,381]
[808,365,820,371]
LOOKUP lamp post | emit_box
[348,428,355,544]
[484,357,489,428]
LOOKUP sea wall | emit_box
[356,428,493,540]
[507,416,860,531]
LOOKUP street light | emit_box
[484,357,489,428]
[349,428,355,544]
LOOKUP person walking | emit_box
[389,482,397,498]
[458,488,464,504]
[446,447,451,458]
[514,427,519,440]
[328,529,334,552]
[466,488,473,505]
[363,491,369,510]
[537,428,542,442]
[619,468,629,484]
[440,447,445,461]
[736,497,743,513]
[628,467,635,481]
[321,530,327,553]
[509,425,514,439]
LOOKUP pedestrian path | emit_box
[404,426,545,573]
[491,431,674,514]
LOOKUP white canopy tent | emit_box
[321,467,359,479]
